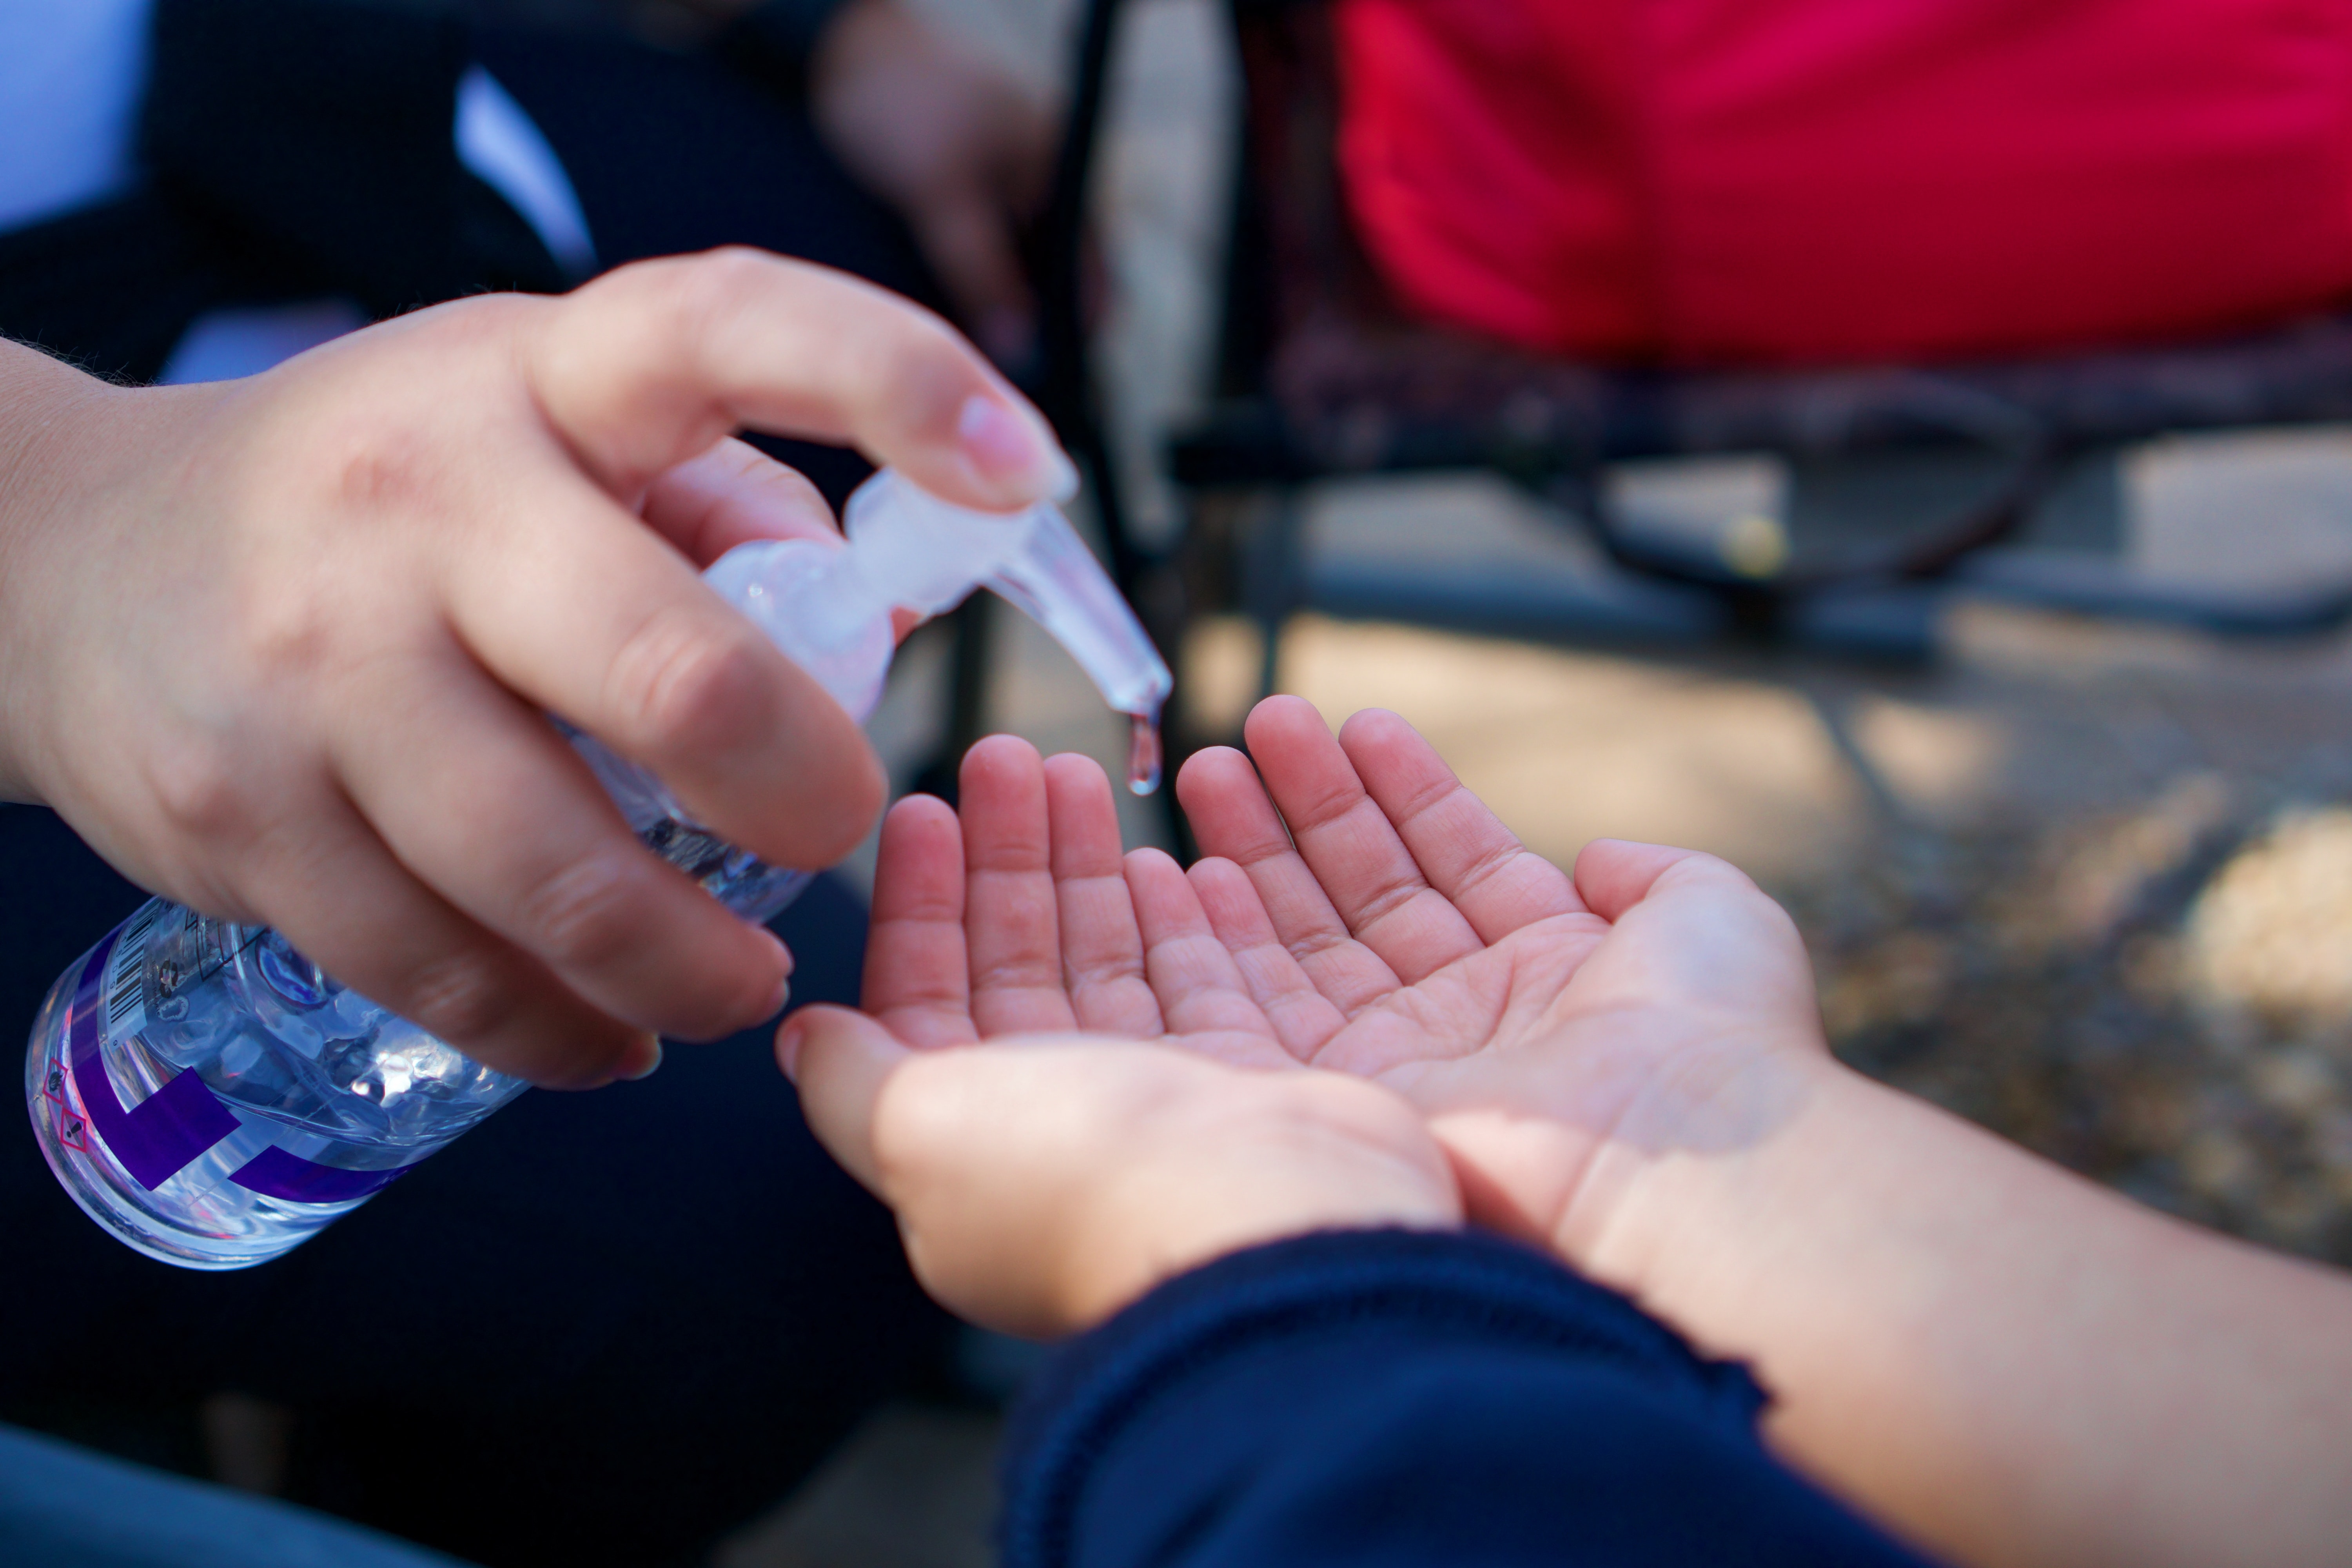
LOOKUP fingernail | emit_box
[775,1018,806,1080]
[619,1036,664,1082]
[761,929,797,978]
[957,394,1079,503]
[757,931,793,1021]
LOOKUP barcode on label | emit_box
[103,901,164,1036]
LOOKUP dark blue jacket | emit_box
[1002,1229,1945,1568]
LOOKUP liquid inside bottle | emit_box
[27,900,527,1268]
[27,738,817,1270]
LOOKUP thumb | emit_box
[777,1004,911,1191]
[526,249,1074,513]
[1571,839,1721,922]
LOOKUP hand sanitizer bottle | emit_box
[25,469,1172,1269]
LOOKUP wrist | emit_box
[1577,1052,1990,1342]
[1512,1024,1844,1299]
[0,344,130,803]
[1050,1073,1466,1335]
[1063,1159,1462,1334]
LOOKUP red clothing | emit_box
[1333,0,2352,363]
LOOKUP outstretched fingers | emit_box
[1043,753,1163,1035]
[1230,699,1488,984]
[1175,744,1405,1016]
[1123,849,1292,1066]
[959,737,1080,1036]
[1186,856,1348,1062]
[1178,698,1477,1003]
[862,794,979,1048]
[1336,708,1583,939]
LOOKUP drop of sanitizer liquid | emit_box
[1125,710,1163,796]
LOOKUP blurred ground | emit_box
[439,0,2352,1560]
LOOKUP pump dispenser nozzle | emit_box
[702,467,1174,792]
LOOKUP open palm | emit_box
[862,696,1828,1249]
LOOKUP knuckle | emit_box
[1067,951,1146,993]
[230,586,338,681]
[146,737,263,843]
[608,610,776,759]
[1452,838,1524,897]
[396,948,519,1048]
[751,459,833,527]
[1287,925,1352,965]
[1353,877,1426,930]
[695,244,779,296]
[657,248,777,346]
[1391,771,1459,826]
[513,850,655,973]
[327,431,433,515]
[1290,780,1360,833]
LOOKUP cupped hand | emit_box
[0,249,1071,1086]
[779,1008,1459,1338]
[855,698,1830,1272]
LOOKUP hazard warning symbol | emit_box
[43,1063,65,1103]
[56,1101,89,1154]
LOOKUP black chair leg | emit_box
[1245,490,1304,703]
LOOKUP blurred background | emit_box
[774,0,2352,1557]
[18,0,2352,1563]
[723,0,2352,1557]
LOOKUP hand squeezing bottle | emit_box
[25,468,1173,1269]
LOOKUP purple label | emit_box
[68,935,240,1190]
[227,1145,413,1205]
[66,929,428,1207]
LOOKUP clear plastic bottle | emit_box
[25,469,1172,1269]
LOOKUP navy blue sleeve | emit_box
[1000,1229,1946,1568]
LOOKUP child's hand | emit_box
[820,699,2352,1566]
[779,1011,1459,1338]
[849,698,1831,1277]
[0,250,1070,1087]
[1172,697,1830,1262]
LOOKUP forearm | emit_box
[1588,1058,2352,1568]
